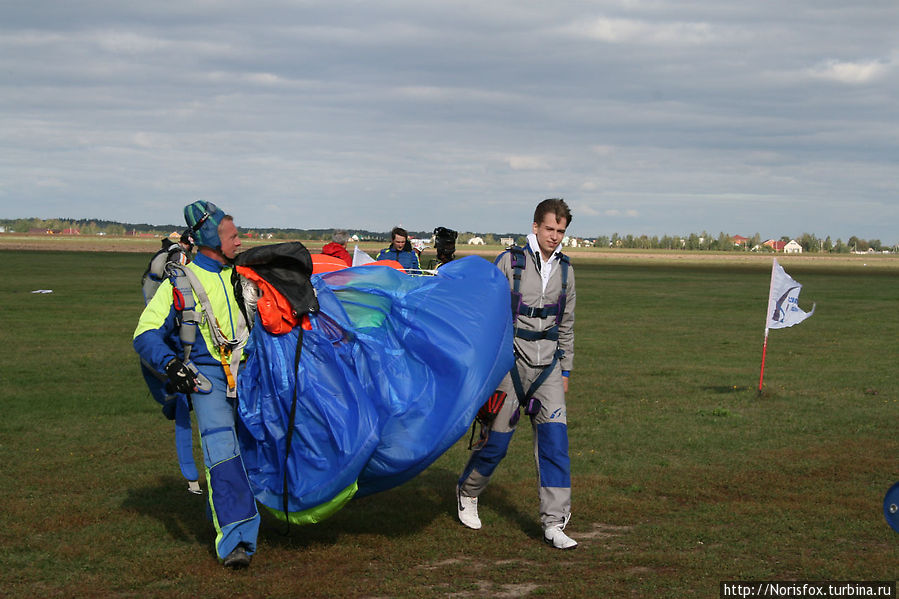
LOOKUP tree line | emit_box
[1,218,891,253]
[0,217,392,241]
[595,231,892,253]
[0,218,525,246]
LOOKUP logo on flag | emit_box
[766,259,815,330]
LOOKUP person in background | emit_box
[424,226,458,270]
[376,226,420,272]
[322,229,353,266]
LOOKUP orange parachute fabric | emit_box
[366,259,405,272]
[310,253,405,274]
[236,265,311,334]
[311,254,350,274]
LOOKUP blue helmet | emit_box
[183,200,225,248]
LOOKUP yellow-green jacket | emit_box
[134,252,247,377]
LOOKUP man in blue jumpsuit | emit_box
[134,201,258,568]
[376,226,420,271]
[456,198,578,549]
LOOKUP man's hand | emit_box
[562,373,569,394]
[165,358,198,394]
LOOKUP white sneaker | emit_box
[456,485,482,529]
[544,515,577,549]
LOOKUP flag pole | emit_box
[758,258,777,395]
[758,328,769,394]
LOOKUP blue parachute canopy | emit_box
[236,256,513,522]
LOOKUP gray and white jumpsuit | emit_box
[458,241,576,530]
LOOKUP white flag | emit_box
[352,245,375,267]
[766,258,815,330]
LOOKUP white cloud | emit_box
[591,145,615,156]
[577,204,600,216]
[558,16,715,44]
[807,58,891,84]
[131,132,163,149]
[597,206,640,219]
[505,155,550,171]
[94,31,170,55]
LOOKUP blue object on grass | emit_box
[883,481,899,533]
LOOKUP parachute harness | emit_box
[508,245,568,418]
[468,246,569,449]
[168,263,249,398]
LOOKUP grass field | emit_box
[1,247,898,598]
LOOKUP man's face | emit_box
[219,219,242,260]
[532,212,567,259]
[392,234,407,251]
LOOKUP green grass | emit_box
[1,250,897,598]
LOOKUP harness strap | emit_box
[507,246,569,323]
[508,247,525,319]
[173,265,249,349]
[503,245,569,418]
[518,304,560,318]
[217,342,237,390]
[167,263,249,398]
[514,325,559,342]
[555,254,569,325]
[508,348,564,410]
[174,394,201,490]
[282,325,305,534]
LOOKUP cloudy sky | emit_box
[2,1,897,241]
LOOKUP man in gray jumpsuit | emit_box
[456,198,577,549]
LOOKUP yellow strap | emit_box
[219,346,236,390]
[212,317,238,390]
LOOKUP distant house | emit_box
[61,228,81,235]
[29,228,52,235]
[467,237,485,245]
[732,235,749,247]
[763,239,787,252]
[784,240,802,254]
[500,237,515,247]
